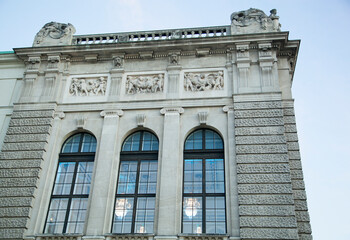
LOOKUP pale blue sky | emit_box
[1,0,350,239]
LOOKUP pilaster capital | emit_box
[100,109,124,118]
[223,105,234,113]
[160,107,184,115]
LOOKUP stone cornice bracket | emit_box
[198,111,208,125]
[139,51,153,59]
[85,54,98,62]
[168,51,181,65]
[137,114,146,127]
[47,54,61,70]
[160,107,184,115]
[258,42,273,61]
[54,111,65,120]
[100,109,124,118]
[236,43,250,62]
[76,116,86,129]
[26,55,41,71]
[223,105,234,113]
[196,48,210,57]
[112,54,125,69]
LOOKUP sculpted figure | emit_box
[184,71,224,91]
[33,22,76,47]
[126,74,164,94]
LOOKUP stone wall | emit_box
[0,108,54,239]
[234,100,299,239]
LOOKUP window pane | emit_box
[142,132,158,151]
[184,159,202,194]
[183,197,202,234]
[112,198,134,233]
[74,162,94,195]
[138,161,158,194]
[205,197,226,234]
[117,162,137,194]
[44,198,68,234]
[185,130,203,150]
[122,132,141,151]
[81,134,97,152]
[62,134,81,153]
[205,130,223,150]
[53,163,75,195]
[205,159,224,194]
[66,198,88,233]
[134,197,155,233]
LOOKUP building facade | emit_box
[0,8,312,240]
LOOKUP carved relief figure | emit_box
[184,71,224,92]
[33,22,76,47]
[69,77,107,96]
[126,74,164,94]
[230,8,281,34]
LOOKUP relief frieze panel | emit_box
[69,76,107,97]
[184,71,224,91]
[125,74,164,94]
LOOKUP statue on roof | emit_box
[230,8,281,34]
[33,22,76,47]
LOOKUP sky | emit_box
[1,0,350,239]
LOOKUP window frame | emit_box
[44,132,96,234]
[112,130,159,234]
[182,129,227,234]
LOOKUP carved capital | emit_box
[137,114,146,127]
[223,105,234,113]
[54,111,65,119]
[100,110,124,118]
[198,111,208,125]
[160,107,184,115]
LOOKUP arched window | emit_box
[44,133,97,234]
[112,131,159,234]
[182,129,226,234]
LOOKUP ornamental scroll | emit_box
[126,74,164,94]
[69,76,107,96]
[184,71,224,91]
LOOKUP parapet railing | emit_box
[72,26,230,45]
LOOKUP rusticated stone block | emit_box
[285,124,297,133]
[7,125,51,135]
[236,135,286,145]
[291,180,305,190]
[11,110,54,119]
[236,144,288,154]
[237,173,291,184]
[294,200,308,211]
[0,217,28,228]
[240,216,297,228]
[293,190,307,200]
[240,228,298,239]
[289,151,301,160]
[283,116,296,124]
[289,160,302,170]
[295,211,310,222]
[235,118,284,127]
[234,101,282,110]
[237,163,290,174]
[0,229,24,239]
[291,170,304,180]
[1,142,47,151]
[0,197,33,207]
[0,159,42,169]
[298,222,312,234]
[287,142,300,151]
[236,154,289,163]
[299,234,313,240]
[234,109,283,118]
[9,118,52,126]
[238,195,294,205]
[0,177,38,187]
[238,183,293,194]
[0,168,40,178]
[235,126,285,136]
[283,108,295,116]
[0,151,45,160]
[285,133,299,142]
[0,208,30,217]
[4,134,48,143]
[0,187,36,197]
[239,205,295,216]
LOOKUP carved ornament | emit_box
[184,71,224,92]
[126,74,164,94]
[160,107,184,115]
[33,22,76,47]
[100,110,124,118]
[69,76,107,97]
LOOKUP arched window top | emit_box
[185,129,223,150]
[122,131,159,152]
[61,133,97,153]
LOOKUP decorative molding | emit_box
[198,111,208,125]
[136,114,146,127]
[69,76,107,96]
[100,110,124,118]
[223,105,234,113]
[47,55,60,69]
[169,52,180,65]
[160,107,184,115]
[196,48,210,57]
[76,116,86,129]
[139,51,153,59]
[126,74,164,94]
[184,71,224,91]
[54,111,65,120]
[26,56,41,70]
